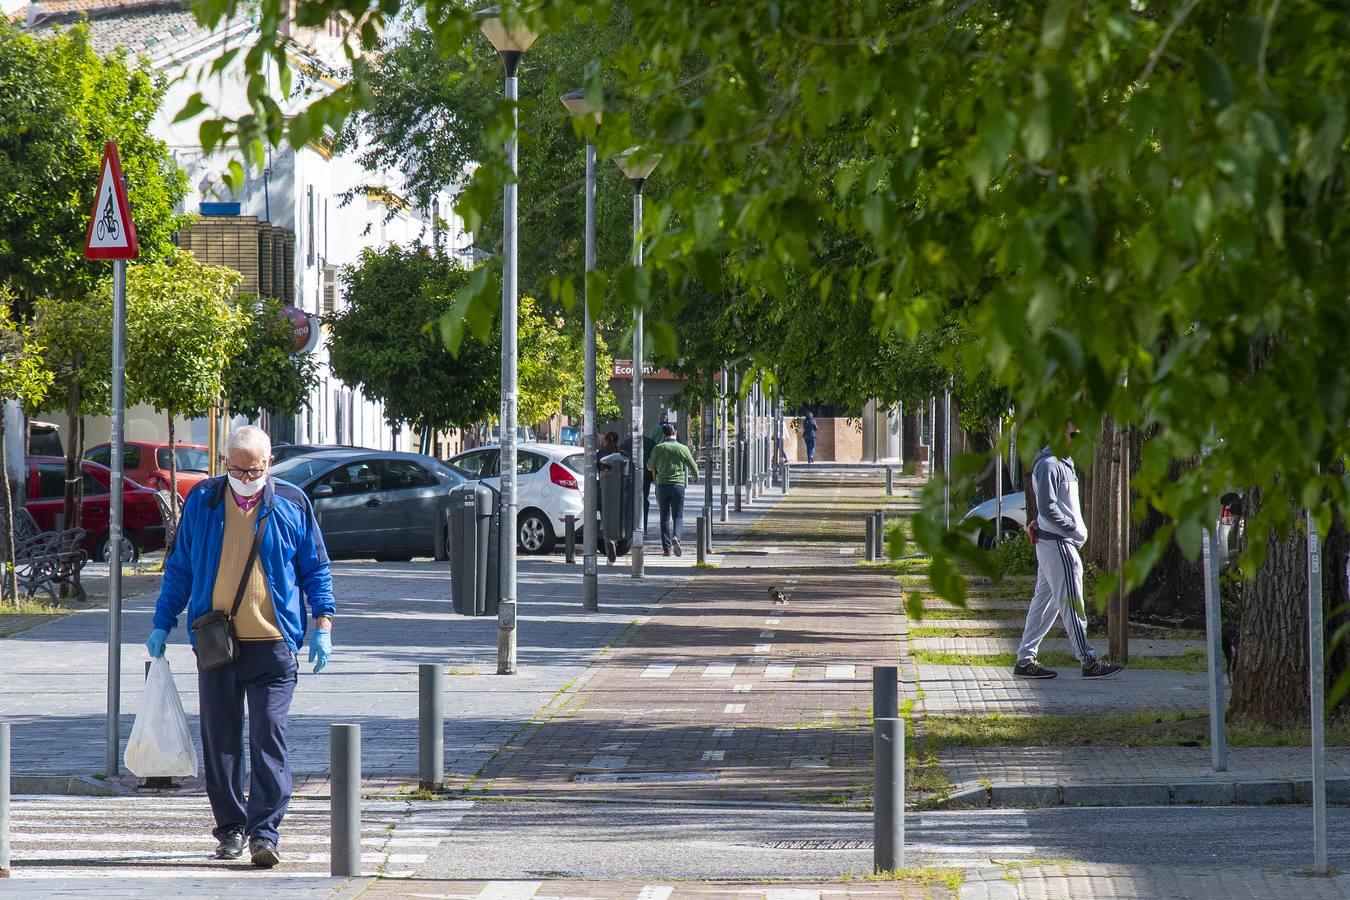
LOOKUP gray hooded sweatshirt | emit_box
[1032,446,1087,548]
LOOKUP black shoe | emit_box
[673,538,683,557]
[663,548,671,556]
[1013,660,1058,679]
[605,540,617,564]
[1082,658,1124,679]
[249,836,281,868]
[214,827,245,860]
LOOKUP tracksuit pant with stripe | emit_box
[1017,537,1096,665]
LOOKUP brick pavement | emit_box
[353,878,955,899]
[916,665,1210,716]
[955,864,1350,899]
[910,637,1202,657]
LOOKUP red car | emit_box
[24,457,167,562]
[84,441,211,500]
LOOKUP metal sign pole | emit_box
[581,139,598,612]
[106,258,126,774]
[719,365,728,521]
[994,416,1002,544]
[1308,510,1327,873]
[498,65,520,675]
[942,385,951,529]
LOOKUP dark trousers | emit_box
[197,640,297,843]
[656,483,686,552]
[642,470,653,530]
[804,437,816,463]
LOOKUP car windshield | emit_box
[431,461,467,483]
[270,456,337,486]
[158,447,210,472]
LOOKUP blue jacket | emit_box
[152,475,335,653]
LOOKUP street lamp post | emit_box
[478,5,538,674]
[561,89,601,611]
[614,147,661,579]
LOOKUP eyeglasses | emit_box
[227,466,267,479]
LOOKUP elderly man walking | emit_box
[145,425,334,868]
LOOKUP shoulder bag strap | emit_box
[229,523,265,621]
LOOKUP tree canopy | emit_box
[0,22,188,306]
[224,297,322,421]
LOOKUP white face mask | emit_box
[228,473,267,497]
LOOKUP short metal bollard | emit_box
[874,510,885,559]
[1,721,10,876]
[564,515,576,564]
[782,463,790,494]
[704,513,713,554]
[873,716,904,873]
[418,665,444,791]
[886,466,894,496]
[873,665,898,719]
[696,516,706,564]
[865,515,876,562]
[330,723,362,877]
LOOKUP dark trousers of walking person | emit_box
[198,641,298,844]
[642,470,654,531]
[656,483,686,553]
[804,437,816,463]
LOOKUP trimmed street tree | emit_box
[0,292,54,603]
[224,296,321,422]
[326,245,498,448]
[124,250,247,514]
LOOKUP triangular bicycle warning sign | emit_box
[84,141,139,260]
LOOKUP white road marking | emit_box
[703,663,736,677]
[641,663,676,678]
[839,548,855,555]
[765,618,780,625]
[477,882,543,900]
[723,703,746,714]
[712,727,734,738]
[702,750,725,761]
[760,631,776,638]
[824,664,856,679]
[764,664,795,679]
[765,890,821,900]
[752,644,772,653]
[637,886,675,900]
[733,684,753,693]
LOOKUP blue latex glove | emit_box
[145,628,168,658]
[308,629,332,673]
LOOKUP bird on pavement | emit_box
[769,586,790,605]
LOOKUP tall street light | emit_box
[478,4,538,675]
[561,88,601,611]
[614,147,661,579]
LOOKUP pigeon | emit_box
[768,586,790,605]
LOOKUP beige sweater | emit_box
[212,499,283,642]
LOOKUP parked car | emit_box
[963,489,1245,568]
[271,443,368,464]
[446,442,584,554]
[85,441,210,501]
[24,456,167,562]
[27,420,62,456]
[270,449,465,562]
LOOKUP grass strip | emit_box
[913,648,1208,673]
[925,710,1350,749]
[909,605,1026,621]
[0,599,68,615]
[910,625,1021,638]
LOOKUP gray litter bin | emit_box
[599,452,634,557]
[449,481,501,616]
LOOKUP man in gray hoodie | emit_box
[1014,424,1123,679]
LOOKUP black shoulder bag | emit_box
[191,525,264,670]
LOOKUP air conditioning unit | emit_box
[321,263,339,316]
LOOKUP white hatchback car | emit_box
[447,442,585,553]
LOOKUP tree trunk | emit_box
[168,409,179,514]
[0,412,18,605]
[902,409,922,474]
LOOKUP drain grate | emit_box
[761,839,872,851]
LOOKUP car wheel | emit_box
[517,509,555,554]
[980,520,1023,551]
[374,553,415,563]
[95,531,141,564]
[614,538,632,557]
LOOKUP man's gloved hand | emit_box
[309,629,332,673]
[145,628,168,658]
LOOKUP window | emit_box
[516,451,548,475]
[36,464,66,499]
[157,447,209,473]
[561,454,584,474]
[84,472,107,495]
[450,450,498,479]
[385,460,437,490]
[86,446,112,467]
[272,456,333,486]
[314,461,381,497]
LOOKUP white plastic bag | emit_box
[125,656,199,777]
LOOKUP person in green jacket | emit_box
[647,423,699,556]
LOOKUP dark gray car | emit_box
[270,449,465,561]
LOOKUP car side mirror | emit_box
[312,484,334,499]
[1219,491,1244,516]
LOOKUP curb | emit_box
[936,776,1350,808]
[10,775,136,797]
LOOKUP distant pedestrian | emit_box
[802,412,818,464]
[145,426,335,868]
[647,423,699,556]
[1014,423,1122,680]
[623,420,663,531]
[600,431,620,456]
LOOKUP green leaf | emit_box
[1195,51,1233,107]
[173,92,208,124]
[1040,0,1071,50]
